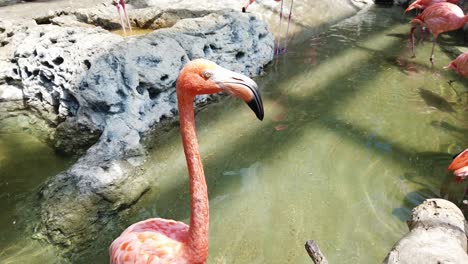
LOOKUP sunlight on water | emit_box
[0,5,467,264]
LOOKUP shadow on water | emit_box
[418,88,456,113]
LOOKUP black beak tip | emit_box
[247,100,264,121]
[242,7,246,13]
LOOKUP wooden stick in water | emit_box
[305,240,329,264]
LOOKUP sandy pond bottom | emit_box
[0,5,467,264]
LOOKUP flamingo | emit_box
[113,0,132,34]
[410,2,468,65]
[448,149,468,183]
[109,59,264,264]
[405,0,459,13]
[241,0,294,55]
[446,52,468,77]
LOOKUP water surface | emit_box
[0,121,72,263]
[1,5,468,263]
[130,6,468,264]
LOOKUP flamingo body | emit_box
[411,3,466,38]
[448,149,468,183]
[109,59,263,264]
[405,0,459,13]
[446,52,468,77]
[410,2,468,63]
[110,219,189,264]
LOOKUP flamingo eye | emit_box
[202,70,212,79]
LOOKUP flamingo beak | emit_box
[211,67,264,120]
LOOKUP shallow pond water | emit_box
[0,122,73,263]
[1,5,468,264]
[125,6,468,264]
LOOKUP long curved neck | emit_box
[177,92,209,264]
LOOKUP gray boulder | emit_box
[383,199,468,264]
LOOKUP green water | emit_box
[122,6,468,264]
[0,122,72,263]
[1,5,468,263]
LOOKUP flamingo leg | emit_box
[410,26,416,58]
[430,36,437,66]
[282,0,294,54]
[117,4,127,35]
[122,2,132,32]
[242,0,255,13]
[275,0,284,55]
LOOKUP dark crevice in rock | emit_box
[83,60,91,70]
[203,45,211,56]
[23,66,32,78]
[160,74,168,82]
[148,87,161,100]
[42,61,54,69]
[116,89,126,99]
[235,51,245,60]
[52,56,64,65]
[35,92,43,102]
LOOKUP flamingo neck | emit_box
[177,92,209,264]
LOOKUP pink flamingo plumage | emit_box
[448,149,468,183]
[113,0,132,34]
[446,52,468,77]
[410,2,468,65]
[405,0,459,13]
[109,59,264,264]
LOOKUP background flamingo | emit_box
[446,51,468,77]
[405,0,459,13]
[242,0,293,54]
[113,0,132,34]
[109,59,264,264]
[410,2,468,65]
[449,149,468,183]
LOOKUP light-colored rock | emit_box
[383,199,468,264]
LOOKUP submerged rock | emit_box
[383,199,468,264]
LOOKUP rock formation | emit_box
[384,199,468,264]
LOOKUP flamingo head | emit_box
[176,59,264,120]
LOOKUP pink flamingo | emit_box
[109,59,264,264]
[241,0,294,55]
[405,0,459,13]
[448,149,468,183]
[113,0,132,34]
[446,52,468,77]
[410,2,468,65]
